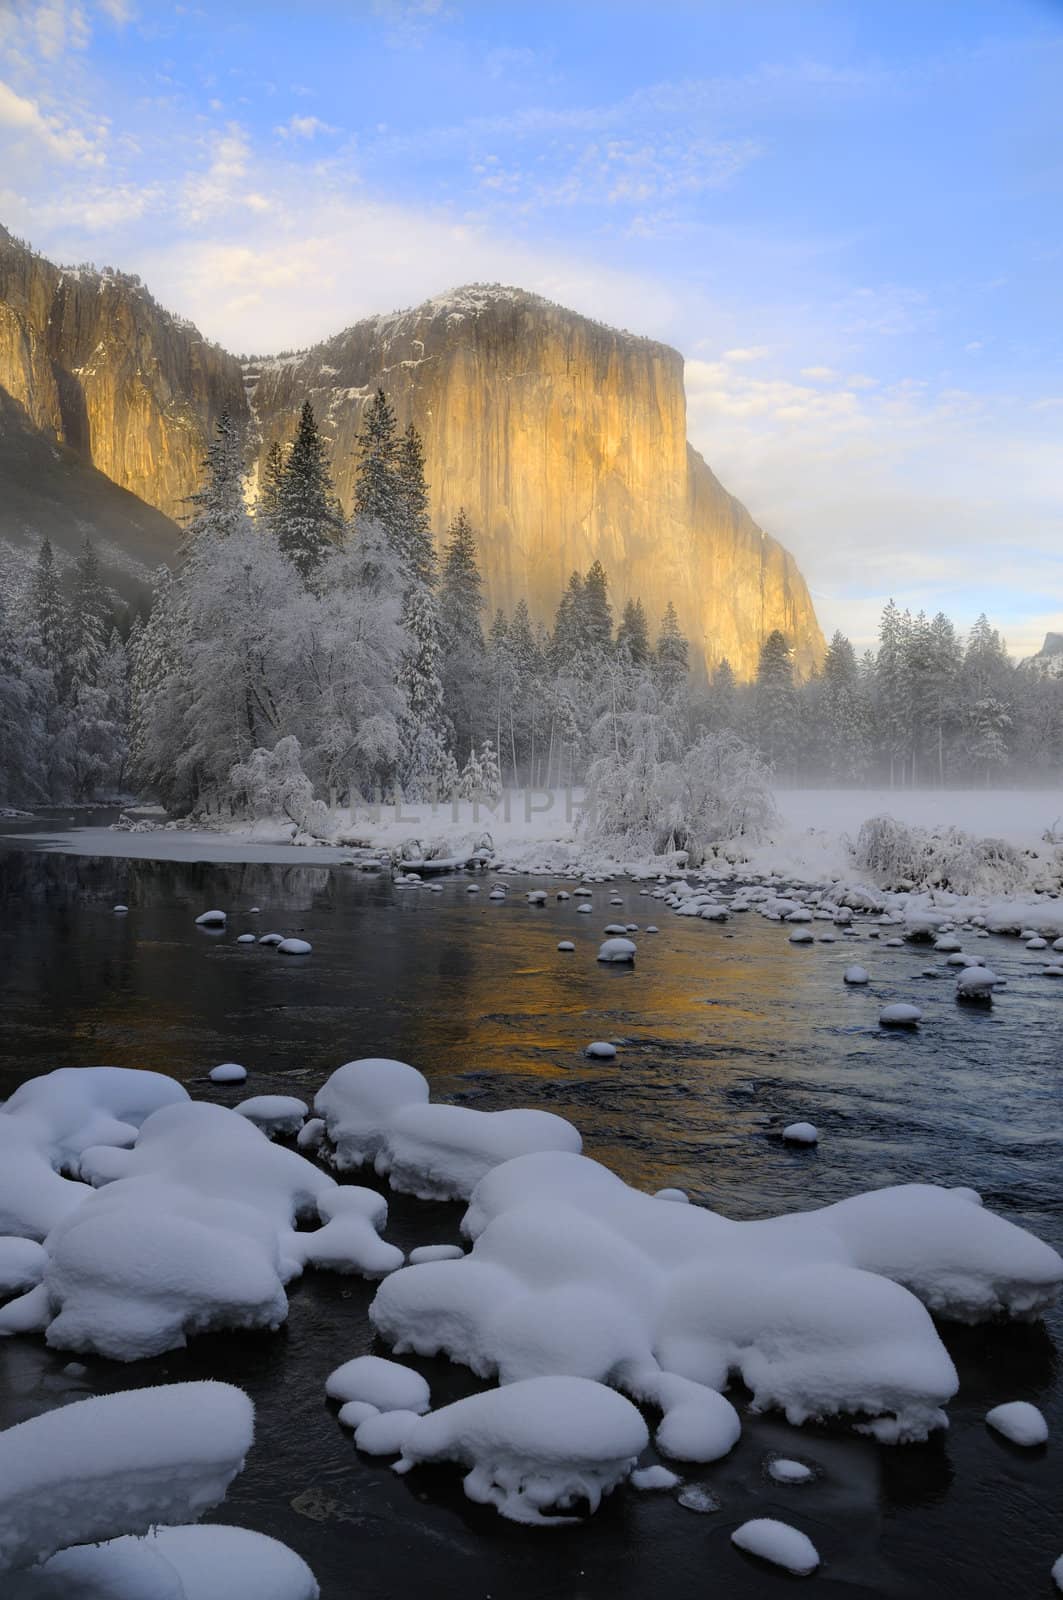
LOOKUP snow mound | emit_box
[235,1096,308,1137]
[732,1517,819,1575]
[325,1355,430,1413]
[209,1064,247,1084]
[880,1003,922,1027]
[315,1057,580,1200]
[194,910,226,927]
[0,1381,252,1572]
[0,1238,46,1296]
[277,938,311,956]
[956,966,999,1000]
[768,1457,813,1483]
[371,1151,1060,1452]
[597,938,636,963]
[22,1525,319,1600]
[1,1100,362,1358]
[783,1122,818,1144]
[844,965,869,985]
[986,1400,1048,1446]
[314,1058,430,1170]
[392,1376,649,1525]
[381,1103,582,1202]
[0,1067,189,1241]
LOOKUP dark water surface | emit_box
[1,836,1061,1597]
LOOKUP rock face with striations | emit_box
[0,229,823,677]
[0,226,246,524]
[247,287,824,679]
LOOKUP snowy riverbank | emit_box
[4,787,1060,893]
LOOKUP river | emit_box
[0,830,1060,1596]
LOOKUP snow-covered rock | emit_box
[209,1063,247,1085]
[276,938,311,956]
[0,1381,252,1572]
[782,1122,819,1145]
[585,1042,617,1061]
[391,1376,649,1525]
[380,1104,582,1202]
[597,938,636,963]
[768,1457,813,1483]
[955,966,999,1001]
[844,965,869,984]
[234,1097,307,1138]
[194,911,226,928]
[557,940,575,952]
[879,1003,922,1027]
[731,1518,819,1576]
[23,1525,320,1600]
[326,1355,430,1414]
[985,1400,1048,1446]
[314,1058,429,1171]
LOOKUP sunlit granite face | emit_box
[0,232,823,678]
[249,288,825,679]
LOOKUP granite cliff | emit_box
[0,230,823,675]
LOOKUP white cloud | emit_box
[0,77,104,163]
[275,113,337,141]
[721,345,770,363]
[96,0,135,21]
[800,365,838,381]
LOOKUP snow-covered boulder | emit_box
[326,1355,430,1414]
[879,1003,922,1027]
[24,1525,320,1600]
[844,965,869,985]
[209,1063,247,1084]
[379,1104,582,1202]
[276,938,311,956]
[731,1518,819,1576]
[391,1376,649,1525]
[234,1096,307,1138]
[986,1401,1048,1446]
[955,966,999,1001]
[314,1059,430,1171]
[597,938,636,963]
[783,1122,819,1145]
[194,910,226,928]
[0,1381,253,1571]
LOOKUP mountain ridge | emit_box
[0,229,824,677]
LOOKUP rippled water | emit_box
[1,836,1061,1596]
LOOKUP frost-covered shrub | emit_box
[583,732,777,865]
[230,736,330,839]
[854,815,1026,894]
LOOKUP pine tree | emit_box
[551,572,586,671]
[397,586,455,799]
[616,598,650,665]
[69,537,111,688]
[583,560,613,654]
[275,401,342,582]
[257,439,287,529]
[754,629,797,771]
[30,539,69,675]
[707,658,737,731]
[184,411,247,555]
[655,601,689,691]
[353,388,400,538]
[28,539,75,798]
[875,599,911,785]
[394,422,436,585]
[821,630,870,781]
[438,509,487,756]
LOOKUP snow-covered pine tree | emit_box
[583,560,614,655]
[27,539,76,799]
[353,388,401,544]
[394,422,436,586]
[654,601,689,692]
[616,597,650,665]
[69,538,111,688]
[256,439,287,531]
[707,658,738,731]
[478,736,502,801]
[397,585,456,800]
[550,571,586,672]
[183,411,248,558]
[276,401,343,583]
[438,508,487,756]
[874,599,912,786]
[457,744,485,799]
[821,630,870,782]
[754,629,797,772]
[0,584,47,806]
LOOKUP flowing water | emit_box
[1,828,1061,1596]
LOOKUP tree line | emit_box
[0,391,1059,815]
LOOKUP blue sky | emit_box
[1,0,1061,653]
